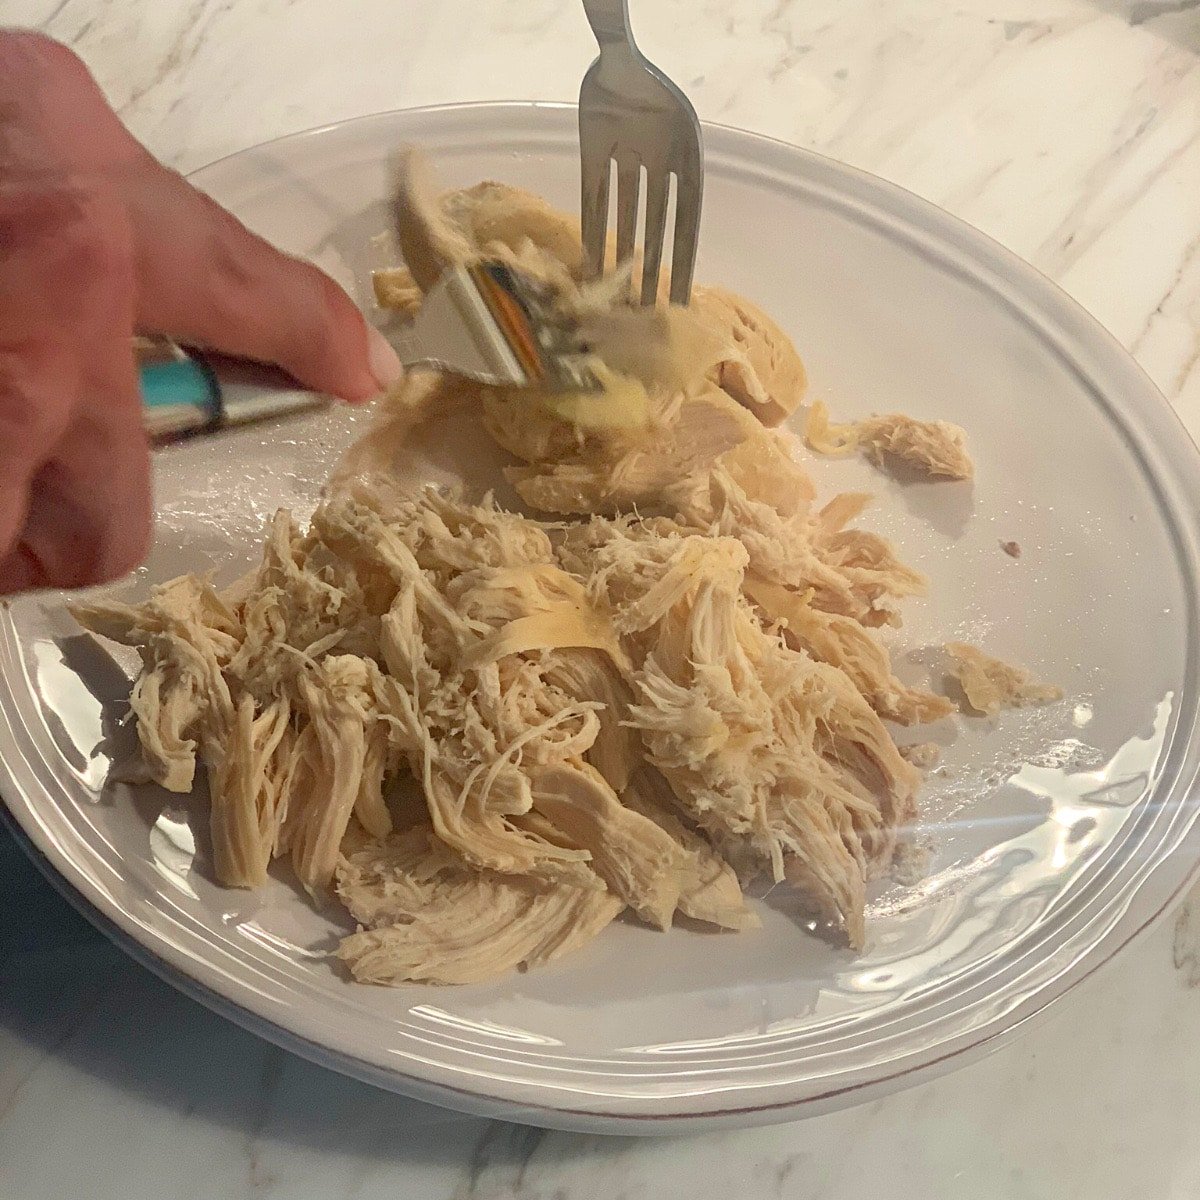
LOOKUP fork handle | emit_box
[581,0,636,51]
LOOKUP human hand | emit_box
[0,31,401,594]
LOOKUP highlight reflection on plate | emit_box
[2,103,1200,1133]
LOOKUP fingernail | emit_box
[366,325,403,391]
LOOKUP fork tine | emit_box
[580,147,611,280]
[668,172,701,305]
[614,158,641,273]
[639,170,669,306]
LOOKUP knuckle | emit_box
[192,188,270,292]
[294,262,363,374]
[110,521,151,580]
[189,202,271,328]
[88,442,151,585]
[0,185,132,302]
[52,201,130,287]
[205,243,350,369]
[31,493,147,592]
[0,187,78,250]
[20,412,150,590]
[51,549,102,591]
[206,219,260,296]
[181,185,365,391]
[0,30,86,84]
[0,34,103,128]
[24,31,85,75]
[101,469,152,582]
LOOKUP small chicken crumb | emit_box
[899,742,941,770]
[372,265,423,316]
[1000,540,1022,559]
[946,642,1063,717]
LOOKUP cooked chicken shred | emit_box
[805,399,974,481]
[72,155,1058,984]
[946,642,1064,717]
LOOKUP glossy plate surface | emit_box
[3,103,1200,1133]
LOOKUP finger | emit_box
[124,165,401,401]
[0,545,41,595]
[0,185,111,558]
[0,181,149,593]
[0,401,150,592]
[0,345,72,565]
[0,340,150,593]
[0,32,142,178]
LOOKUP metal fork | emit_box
[578,0,703,306]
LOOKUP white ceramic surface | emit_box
[3,100,1200,1135]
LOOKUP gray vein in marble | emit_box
[1127,0,1200,25]
[458,1121,549,1199]
[237,1045,286,1192]
[762,0,814,82]
[40,0,75,24]
[1131,233,1200,354]
[763,1151,808,1198]
[941,158,1010,213]
[492,0,569,39]
[1035,90,1195,277]
[1088,0,1200,49]
[118,0,229,114]
[993,18,1054,43]
[1175,339,1200,396]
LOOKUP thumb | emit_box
[125,161,401,401]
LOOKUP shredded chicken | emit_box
[335,824,622,985]
[946,643,1064,717]
[72,155,1059,984]
[805,399,974,481]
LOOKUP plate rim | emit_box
[3,99,1200,1133]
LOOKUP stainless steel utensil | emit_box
[578,0,703,305]
[140,260,598,442]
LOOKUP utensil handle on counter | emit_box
[139,348,331,444]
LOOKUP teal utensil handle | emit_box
[140,356,222,441]
[139,350,330,444]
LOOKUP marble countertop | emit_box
[3,1,1200,1196]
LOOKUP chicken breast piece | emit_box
[336,826,622,985]
[691,285,808,426]
[529,761,685,930]
[621,768,759,932]
[495,378,772,516]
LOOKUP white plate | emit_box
[3,102,1200,1134]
